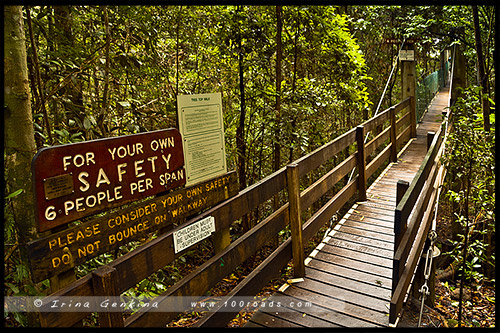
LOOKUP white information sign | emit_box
[173,216,216,254]
[399,49,415,61]
[177,93,227,186]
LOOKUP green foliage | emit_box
[442,85,495,283]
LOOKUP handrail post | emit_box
[92,265,124,327]
[393,180,409,296]
[389,107,397,162]
[427,131,436,151]
[287,163,305,278]
[401,43,416,132]
[410,96,417,138]
[356,126,367,202]
[395,180,409,249]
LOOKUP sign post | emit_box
[401,44,417,138]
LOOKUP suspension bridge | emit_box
[28,44,465,328]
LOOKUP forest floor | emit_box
[398,199,496,328]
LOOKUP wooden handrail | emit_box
[389,53,456,323]
[390,136,445,323]
[36,96,414,327]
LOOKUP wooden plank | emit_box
[367,196,396,206]
[356,126,367,201]
[390,107,397,162]
[346,209,394,225]
[368,184,397,193]
[333,224,393,243]
[366,195,396,205]
[396,124,411,150]
[395,154,441,265]
[392,97,411,115]
[355,204,394,218]
[251,292,342,327]
[288,281,388,326]
[287,163,305,278]
[365,126,390,157]
[125,203,289,327]
[320,238,393,267]
[196,236,293,327]
[289,277,387,315]
[361,200,395,210]
[38,275,93,327]
[295,128,356,178]
[303,267,390,303]
[390,181,437,323]
[359,106,390,134]
[410,95,417,137]
[396,110,411,135]
[245,317,268,327]
[192,166,286,234]
[367,191,396,200]
[302,178,358,242]
[92,265,124,327]
[396,126,443,218]
[248,311,303,327]
[326,236,393,260]
[280,288,382,327]
[343,218,394,233]
[343,218,394,235]
[332,230,393,250]
[307,257,392,287]
[39,202,288,327]
[313,246,392,278]
[366,144,391,181]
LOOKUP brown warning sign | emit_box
[32,129,186,232]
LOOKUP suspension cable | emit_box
[322,39,409,241]
[347,38,407,186]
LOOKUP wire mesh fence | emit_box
[416,61,450,122]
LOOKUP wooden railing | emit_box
[389,118,449,324]
[35,96,415,327]
[389,48,456,324]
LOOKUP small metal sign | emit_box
[399,49,415,62]
[43,174,74,200]
[32,129,186,232]
[173,216,216,253]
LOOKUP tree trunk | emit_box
[4,5,38,243]
[236,6,249,232]
[273,6,283,173]
[471,5,490,132]
[26,6,53,146]
[99,5,111,136]
[4,8,41,326]
[54,5,84,125]
[289,7,300,163]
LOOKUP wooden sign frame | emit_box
[27,171,238,282]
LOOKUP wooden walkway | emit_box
[246,87,449,328]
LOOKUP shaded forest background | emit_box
[3,5,495,327]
